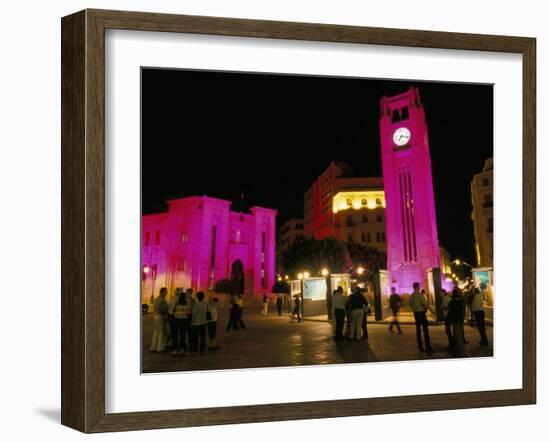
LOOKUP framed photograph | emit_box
[61,9,536,433]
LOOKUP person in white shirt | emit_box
[332,288,346,339]
[408,282,434,353]
[261,293,269,316]
[150,287,168,352]
[472,287,489,346]
[190,291,208,355]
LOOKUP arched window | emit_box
[376,214,383,223]
[346,198,352,206]
[375,198,382,206]
[361,198,367,206]
[362,215,368,223]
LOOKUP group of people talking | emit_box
[149,287,220,356]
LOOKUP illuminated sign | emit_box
[303,278,327,300]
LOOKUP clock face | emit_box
[393,127,411,146]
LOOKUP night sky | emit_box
[141,68,493,265]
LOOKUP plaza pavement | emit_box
[141,305,493,374]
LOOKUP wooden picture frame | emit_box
[61,8,536,433]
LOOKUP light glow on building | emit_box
[332,191,386,214]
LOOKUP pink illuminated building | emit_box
[380,87,442,293]
[141,196,277,302]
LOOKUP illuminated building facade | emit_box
[141,196,277,303]
[304,161,386,251]
[471,158,494,267]
[332,190,387,251]
[280,218,304,251]
[379,87,442,293]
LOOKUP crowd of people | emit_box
[149,287,221,356]
[148,281,490,360]
[327,281,490,357]
[331,285,370,341]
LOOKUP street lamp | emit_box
[454,259,473,268]
[321,268,329,277]
[303,271,310,279]
[298,273,304,280]
[357,266,365,275]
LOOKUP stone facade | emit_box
[141,196,276,302]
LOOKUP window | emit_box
[346,215,353,227]
[376,214,383,223]
[482,178,490,187]
[362,215,368,223]
[346,198,352,206]
[391,109,400,122]
[487,217,494,233]
[483,194,493,207]
[235,229,241,243]
[376,232,381,242]
[154,230,160,245]
[361,233,366,243]
[361,198,367,206]
[391,106,409,123]
[376,198,382,206]
[144,231,151,246]
[367,232,372,243]
[181,232,188,243]
[348,233,353,243]
[210,226,217,268]
[381,232,386,242]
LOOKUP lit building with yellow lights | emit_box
[303,162,386,251]
[332,190,387,251]
[471,158,494,267]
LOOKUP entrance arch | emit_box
[231,259,245,295]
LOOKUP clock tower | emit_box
[379,87,441,294]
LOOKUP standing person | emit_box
[291,294,301,322]
[441,289,454,351]
[409,282,434,354]
[348,287,368,341]
[275,293,283,316]
[388,287,403,334]
[331,288,346,339]
[465,287,475,326]
[343,287,352,338]
[447,289,466,357]
[226,293,240,331]
[185,288,195,334]
[171,290,189,356]
[472,287,489,346]
[360,288,370,341]
[261,293,269,316]
[236,294,246,329]
[190,291,208,355]
[207,297,220,351]
[150,287,169,352]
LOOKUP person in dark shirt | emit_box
[447,289,466,357]
[348,287,368,340]
[388,287,402,334]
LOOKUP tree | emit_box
[346,242,387,280]
[271,280,290,294]
[280,237,351,277]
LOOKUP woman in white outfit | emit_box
[150,287,169,352]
